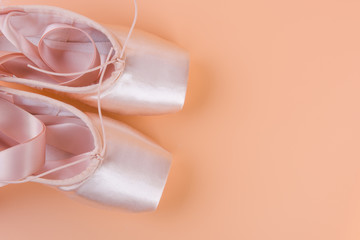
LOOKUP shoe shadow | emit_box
[181,60,214,115]
[154,152,195,216]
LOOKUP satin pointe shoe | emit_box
[0,3,189,115]
[0,86,172,212]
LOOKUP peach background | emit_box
[2,0,360,239]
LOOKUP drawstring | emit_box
[0,0,138,184]
[120,0,137,59]
[0,155,91,184]
[97,47,114,157]
[26,58,122,77]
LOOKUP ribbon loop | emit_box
[0,13,102,86]
[0,95,97,183]
[0,98,46,181]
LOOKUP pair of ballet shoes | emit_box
[0,5,189,211]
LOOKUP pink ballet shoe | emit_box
[0,4,189,115]
[0,86,171,211]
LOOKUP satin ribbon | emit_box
[0,95,95,182]
[0,11,101,86]
[0,97,45,181]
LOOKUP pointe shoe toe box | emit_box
[85,26,190,115]
[63,115,172,212]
